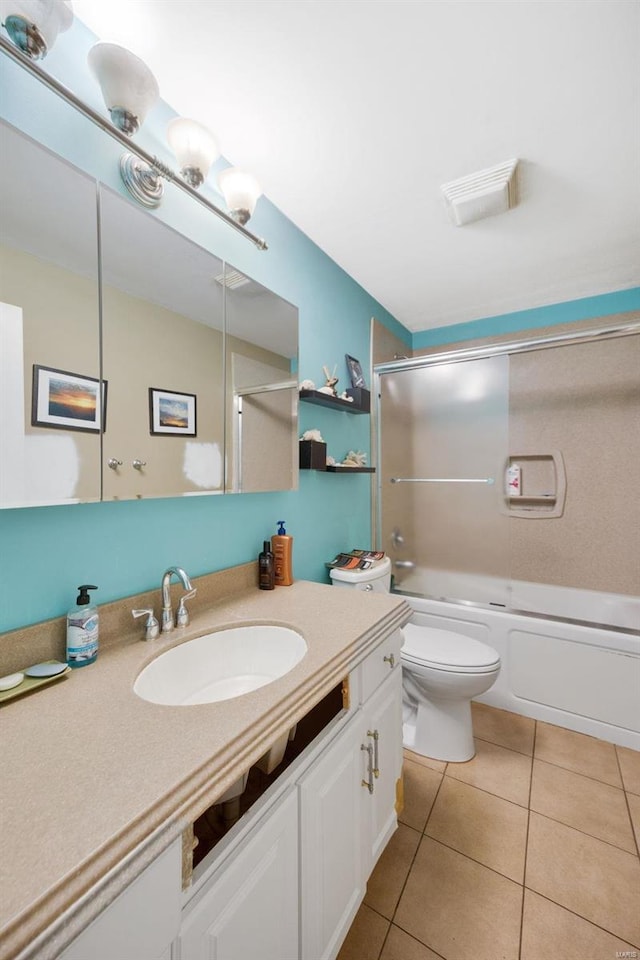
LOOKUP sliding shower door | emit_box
[377,356,510,605]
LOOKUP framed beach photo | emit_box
[31,365,106,433]
[149,387,197,436]
[345,354,366,388]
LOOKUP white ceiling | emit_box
[72,0,640,333]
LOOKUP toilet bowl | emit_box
[330,556,501,762]
[401,623,500,762]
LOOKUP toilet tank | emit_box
[329,556,391,593]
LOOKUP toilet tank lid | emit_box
[329,555,391,582]
[402,624,500,669]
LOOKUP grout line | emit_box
[615,746,640,860]
[443,769,530,810]
[519,719,537,959]
[422,833,524,888]
[531,753,625,791]
[474,732,535,758]
[527,807,639,857]
[522,886,640,950]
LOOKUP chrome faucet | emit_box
[161,566,194,633]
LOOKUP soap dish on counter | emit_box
[0,660,70,704]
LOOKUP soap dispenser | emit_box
[271,521,293,586]
[66,584,99,667]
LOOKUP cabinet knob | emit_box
[107,458,123,470]
[383,653,395,668]
[132,459,147,471]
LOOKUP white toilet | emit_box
[330,556,501,762]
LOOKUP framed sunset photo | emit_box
[31,365,106,433]
[149,387,197,436]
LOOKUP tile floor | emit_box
[338,702,640,960]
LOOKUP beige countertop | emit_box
[0,567,411,960]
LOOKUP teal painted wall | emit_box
[0,23,404,632]
[412,288,640,350]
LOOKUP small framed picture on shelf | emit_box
[31,365,106,433]
[345,354,366,388]
[149,387,197,436]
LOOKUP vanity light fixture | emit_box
[0,27,267,246]
[217,168,263,226]
[0,0,73,60]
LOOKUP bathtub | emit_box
[393,572,640,750]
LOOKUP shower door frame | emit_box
[371,315,640,625]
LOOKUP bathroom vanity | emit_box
[0,567,411,960]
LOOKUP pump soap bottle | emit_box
[272,521,293,586]
[258,541,275,590]
[66,585,99,667]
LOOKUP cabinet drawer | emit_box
[360,629,403,703]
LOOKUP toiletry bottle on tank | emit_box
[66,585,99,667]
[272,521,293,585]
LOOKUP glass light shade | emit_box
[167,118,219,188]
[0,0,73,57]
[217,167,262,225]
[87,42,159,136]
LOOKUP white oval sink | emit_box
[134,625,307,706]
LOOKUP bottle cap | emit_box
[76,584,98,605]
[277,520,286,535]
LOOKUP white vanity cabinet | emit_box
[57,629,404,960]
[299,629,403,960]
[177,789,299,960]
[58,838,182,960]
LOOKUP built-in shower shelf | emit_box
[326,465,375,473]
[505,451,566,519]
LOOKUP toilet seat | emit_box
[401,624,500,674]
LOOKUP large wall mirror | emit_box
[0,120,299,507]
[0,121,101,507]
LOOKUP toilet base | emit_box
[403,696,476,763]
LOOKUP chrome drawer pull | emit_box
[361,743,374,794]
[368,729,380,778]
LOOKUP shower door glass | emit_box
[378,356,510,606]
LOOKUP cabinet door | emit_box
[362,667,403,875]
[59,840,181,960]
[299,720,365,960]
[178,790,298,960]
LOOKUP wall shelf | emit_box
[299,388,370,414]
[505,451,566,518]
[326,466,375,473]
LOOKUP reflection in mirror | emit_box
[99,184,226,500]
[224,264,299,493]
[0,121,101,508]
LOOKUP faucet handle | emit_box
[176,589,197,628]
[132,608,160,641]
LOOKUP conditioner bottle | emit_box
[272,520,293,586]
[258,541,275,590]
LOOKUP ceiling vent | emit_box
[214,269,250,289]
[440,158,519,226]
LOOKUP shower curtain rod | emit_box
[374,317,640,374]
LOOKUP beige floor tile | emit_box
[530,759,636,853]
[617,744,640,795]
[337,903,390,960]
[365,823,421,919]
[526,812,640,946]
[399,759,443,833]
[394,837,522,960]
[471,701,535,755]
[535,721,622,787]
[380,925,443,960]
[445,738,532,807]
[425,776,528,882]
[404,748,447,774]
[627,792,640,851]
[521,889,639,960]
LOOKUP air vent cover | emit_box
[214,269,250,289]
[441,158,519,226]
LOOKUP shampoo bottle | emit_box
[66,585,99,668]
[258,541,275,590]
[506,462,521,497]
[272,521,293,586]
